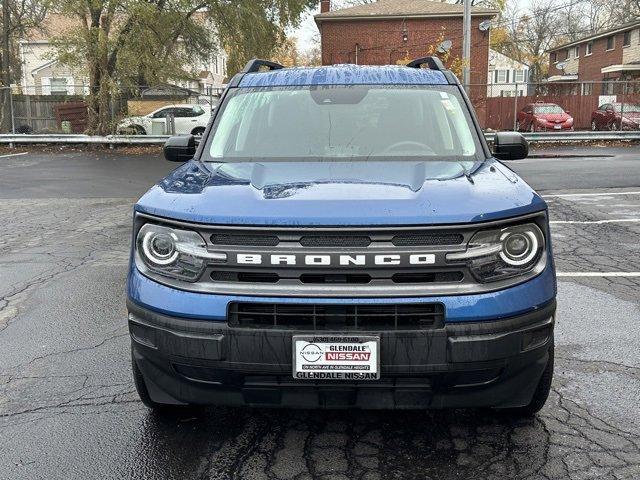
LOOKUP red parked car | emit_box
[516,103,574,132]
[591,103,640,131]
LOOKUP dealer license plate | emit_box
[293,335,380,380]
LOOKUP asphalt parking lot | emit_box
[1,146,639,480]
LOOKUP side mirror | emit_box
[493,131,528,161]
[163,135,196,162]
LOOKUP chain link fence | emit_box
[2,80,640,137]
[478,80,640,133]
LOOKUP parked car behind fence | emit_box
[591,103,640,131]
[516,102,574,132]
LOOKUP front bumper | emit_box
[128,299,555,409]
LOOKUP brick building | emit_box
[548,20,640,96]
[314,0,497,124]
[315,0,496,80]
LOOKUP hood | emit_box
[135,160,546,226]
[537,113,570,122]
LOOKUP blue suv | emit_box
[127,57,556,415]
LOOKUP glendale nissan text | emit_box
[127,57,556,416]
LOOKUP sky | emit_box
[292,0,352,53]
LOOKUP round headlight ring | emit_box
[499,230,538,266]
[142,231,179,265]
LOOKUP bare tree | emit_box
[496,0,562,83]
[0,0,47,84]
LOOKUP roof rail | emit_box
[242,58,285,73]
[406,57,445,71]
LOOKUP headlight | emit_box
[136,223,226,282]
[446,223,545,283]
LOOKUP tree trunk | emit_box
[85,12,113,135]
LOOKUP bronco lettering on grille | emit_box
[235,253,436,266]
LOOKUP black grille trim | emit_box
[228,302,445,330]
[300,235,371,247]
[392,233,464,246]
[211,233,279,246]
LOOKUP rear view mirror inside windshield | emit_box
[310,85,370,105]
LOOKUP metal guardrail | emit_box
[486,131,640,143]
[0,134,171,146]
[1,131,640,146]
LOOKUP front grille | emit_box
[228,302,445,330]
[136,212,548,297]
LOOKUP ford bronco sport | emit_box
[127,57,556,416]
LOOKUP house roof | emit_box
[548,20,640,53]
[315,0,498,22]
[21,14,80,42]
[489,49,529,69]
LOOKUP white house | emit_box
[18,14,227,96]
[487,49,529,98]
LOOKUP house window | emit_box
[551,52,557,63]
[586,41,593,55]
[574,46,580,58]
[582,82,594,95]
[606,35,615,51]
[496,69,507,83]
[50,78,68,95]
[624,31,631,47]
[603,80,615,95]
[514,69,525,83]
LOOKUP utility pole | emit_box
[462,0,471,91]
[1,0,10,87]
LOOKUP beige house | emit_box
[487,50,529,98]
[18,14,227,96]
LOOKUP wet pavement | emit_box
[0,150,639,480]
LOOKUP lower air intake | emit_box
[228,302,445,330]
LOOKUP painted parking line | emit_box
[550,218,640,225]
[558,272,640,277]
[0,152,28,159]
[544,191,640,198]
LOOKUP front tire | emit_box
[118,125,146,135]
[131,347,198,413]
[132,348,163,409]
[591,120,598,131]
[191,126,205,137]
[502,344,554,417]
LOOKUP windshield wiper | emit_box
[458,162,474,184]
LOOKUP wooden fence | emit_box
[12,95,88,133]
[483,94,640,131]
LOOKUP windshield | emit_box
[534,104,564,114]
[614,103,640,113]
[203,85,481,164]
